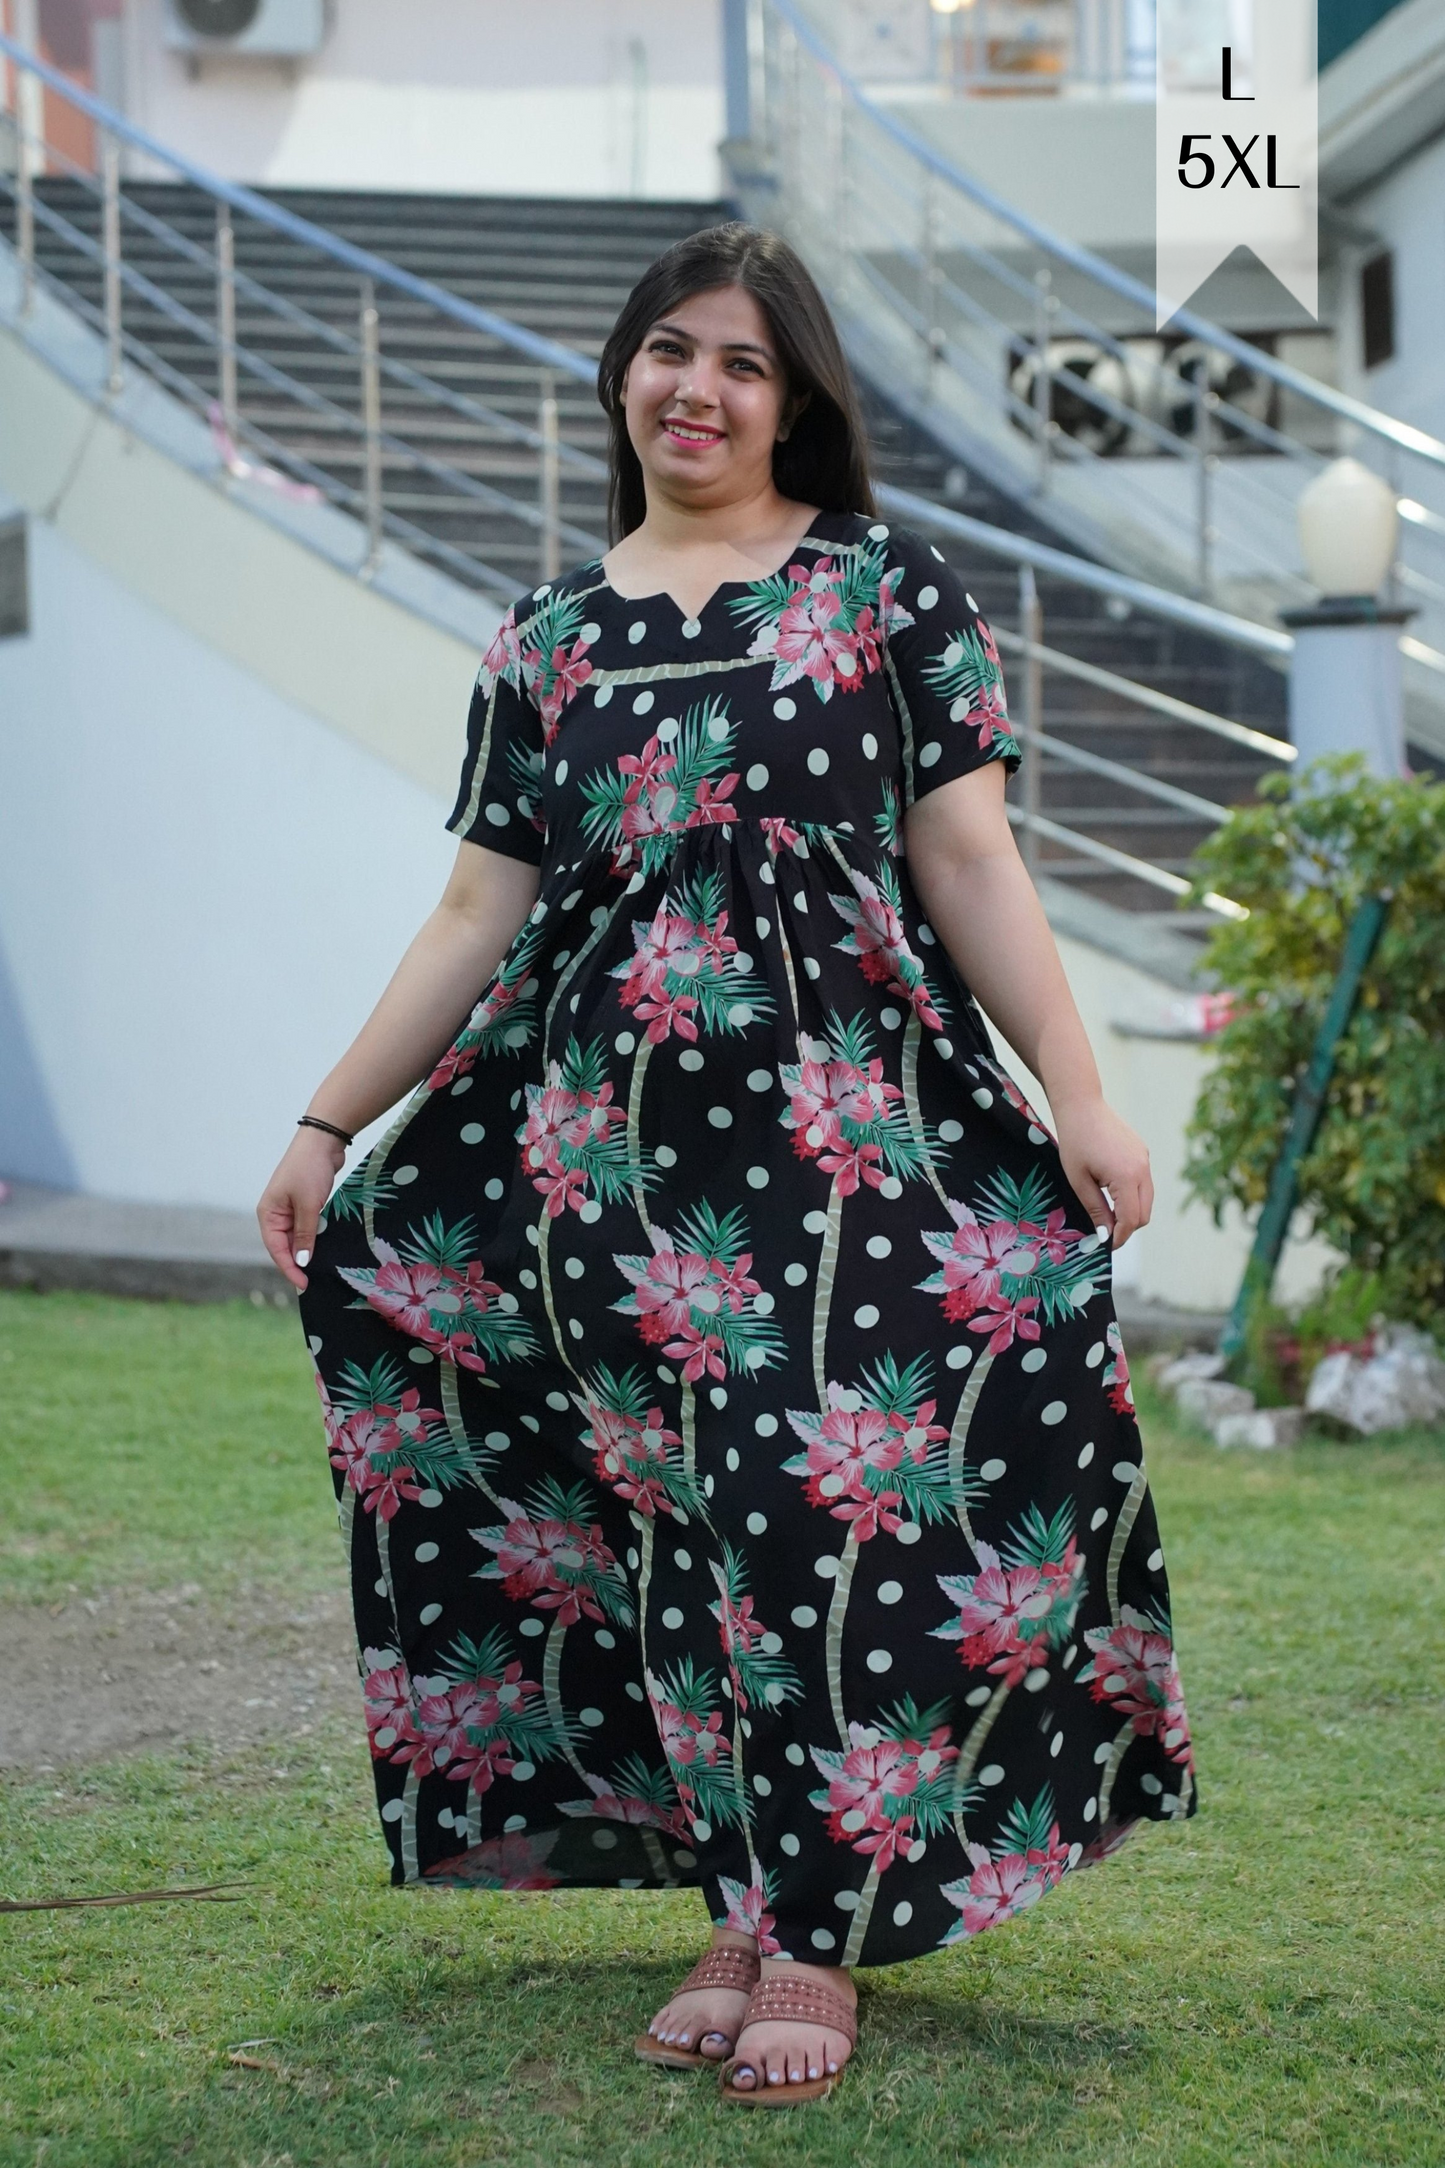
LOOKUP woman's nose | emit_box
[676,365,721,408]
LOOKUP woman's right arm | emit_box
[256,838,539,1291]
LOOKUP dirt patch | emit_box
[1,1580,359,1771]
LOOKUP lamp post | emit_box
[1280,457,1411,778]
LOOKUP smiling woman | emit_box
[258,218,1194,2118]
[596,224,873,558]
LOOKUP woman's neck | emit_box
[603,486,820,600]
[627,480,805,559]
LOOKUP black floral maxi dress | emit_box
[297,509,1197,1969]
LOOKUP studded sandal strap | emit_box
[737,1973,858,2049]
[674,1944,763,1997]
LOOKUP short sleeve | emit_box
[882,527,1021,808]
[445,601,548,865]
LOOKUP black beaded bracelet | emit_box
[298,1114,354,1147]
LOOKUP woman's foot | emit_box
[725,1957,857,2091]
[645,1927,758,2060]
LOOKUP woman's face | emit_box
[620,283,800,510]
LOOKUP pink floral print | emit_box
[302,509,1194,1964]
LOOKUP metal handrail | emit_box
[111,179,607,476]
[0,47,611,596]
[1007,806,1248,920]
[0,52,1304,664]
[874,484,1294,659]
[16,175,608,560]
[993,625,1296,763]
[14,223,530,594]
[750,0,1445,663]
[767,0,1445,474]
[845,122,1281,473]
[1007,720,1229,824]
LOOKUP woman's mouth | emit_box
[662,418,725,445]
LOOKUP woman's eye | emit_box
[649,339,685,358]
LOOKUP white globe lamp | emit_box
[1296,457,1399,600]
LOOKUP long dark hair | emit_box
[596,221,875,542]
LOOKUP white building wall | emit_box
[117,0,726,199]
[0,510,457,1210]
[1334,131,1445,451]
[0,251,495,1214]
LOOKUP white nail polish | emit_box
[1094,1225,1109,1244]
[295,1248,311,1267]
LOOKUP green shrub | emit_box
[1183,756,1445,1329]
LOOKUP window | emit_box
[1361,250,1395,371]
[0,517,28,640]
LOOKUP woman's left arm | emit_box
[904,760,1154,1248]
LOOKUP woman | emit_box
[258,222,1196,2108]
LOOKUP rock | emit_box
[1305,1351,1358,1426]
[1212,1406,1305,1450]
[1305,1325,1445,1436]
[1156,1350,1228,1393]
[1174,1377,1256,1424]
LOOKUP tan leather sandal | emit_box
[633,1941,762,2071]
[717,1969,858,2106]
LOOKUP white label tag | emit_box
[1154,0,1317,330]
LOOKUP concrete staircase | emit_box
[7,178,1289,924]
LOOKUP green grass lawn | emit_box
[2,1289,1443,2168]
[0,1290,339,1606]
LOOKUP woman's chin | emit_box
[644,453,739,501]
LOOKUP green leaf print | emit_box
[396,1215,541,1368]
[558,1751,689,1836]
[921,623,1007,714]
[872,1694,963,1840]
[724,566,795,636]
[782,1353,973,1532]
[572,1362,710,1525]
[649,1653,745,1834]
[578,698,740,878]
[823,1008,943,1186]
[325,1165,398,1227]
[1003,1499,1079,1572]
[611,1200,787,1382]
[468,1474,637,1632]
[826,855,951,1032]
[708,1540,805,1718]
[875,775,903,857]
[520,1036,654,1214]
[436,1627,573,1764]
[430,917,549,1085]
[328,1354,414,1418]
[995,1784,1066,1861]
[505,732,545,823]
[610,868,776,1040]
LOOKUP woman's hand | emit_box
[257,1127,347,1291]
[1053,1097,1154,1251]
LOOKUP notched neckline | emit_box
[589,506,844,627]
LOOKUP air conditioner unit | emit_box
[165,0,326,58]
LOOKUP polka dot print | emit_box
[301,508,1195,1974]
